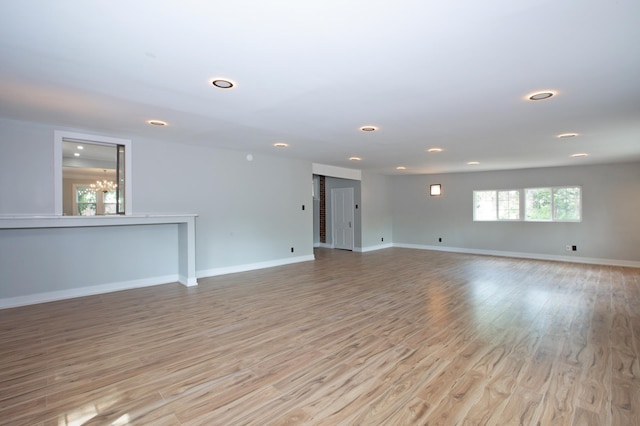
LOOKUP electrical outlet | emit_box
[572,245,577,251]
[381,237,384,242]
[291,247,294,253]
[438,237,442,243]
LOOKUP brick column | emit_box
[319,176,326,244]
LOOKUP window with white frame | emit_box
[525,186,581,222]
[55,130,132,216]
[474,186,581,222]
[473,190,520,221]
[73,184,117,216]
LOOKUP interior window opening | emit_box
[55,131,131,216]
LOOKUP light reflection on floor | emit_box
[57,403,97,426]
[57,401,130,425]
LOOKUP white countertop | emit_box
[0,214,197,229]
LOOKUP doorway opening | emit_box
[313,174,360,251]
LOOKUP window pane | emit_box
[102,190,117,215]
[60,137,123,215]
[498,190,520,220]
[103,203,117,214]
[78,203,96,216]
[525,188,552,220]
[474,191,497,220]
[76,187,97,203]
[554,187,581,221]
[103,190,117,203]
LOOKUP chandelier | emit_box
[91,170,117,193]
[90,179,117,193]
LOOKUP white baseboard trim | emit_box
[178,275,198,287]
[6,246,633,311]
[355,243,394,253]
[317,243,334,249]
[392,243,640,268]
[0,275,180,310]
[197,255,315,279]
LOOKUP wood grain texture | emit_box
[1,248,638,425]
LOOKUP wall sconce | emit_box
[430,184,442,196]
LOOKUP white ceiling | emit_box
[1,0,639,175]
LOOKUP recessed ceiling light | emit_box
[212,79,234,89]
[571,153,589,158]
[360,126,377,132]
[527,90,556,101]
[396,166,407,170]
[428,148,443,153]
[467,161,480,165]
[77,145,83,150]
[557,133,579,139]
[273,142,288,148]
[349,156,362,161]
[148,120,167,126]
[74,153,80,157]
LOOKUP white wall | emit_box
[131,136,313,273]
[0,225,178,298]
[390,163,640,264]
[0,118,314,305]
[360,171,392,250]
[0,119,55,215]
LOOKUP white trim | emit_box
[54,132,63,214]
[355,243,393,253]
[393,243,640,268]
[0,275,179,310]
[318,242,334,249]
[179,275,198,287]
[312,163,361,181]
[0,213,196,227]
[54,130,133,215]
[197,255,315,278]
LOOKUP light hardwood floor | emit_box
[1,248,639,425]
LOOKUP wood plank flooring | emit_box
[1,248,639,425]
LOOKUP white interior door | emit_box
[332,187,354,250]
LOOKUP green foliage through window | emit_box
[75,186,117,216]
[553,187,581,221]
[76,187,97,216]
[525,188,552,221]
